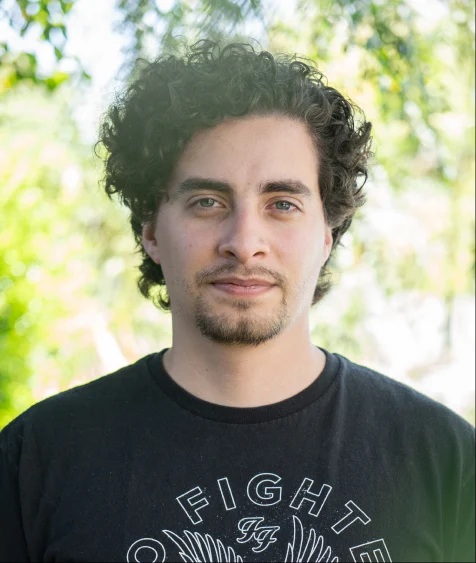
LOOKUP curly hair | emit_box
[97,39,372,309]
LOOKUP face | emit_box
[143,115,332,346]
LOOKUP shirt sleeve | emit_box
[0,424,30,562]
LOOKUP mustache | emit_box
[195,264,286,287]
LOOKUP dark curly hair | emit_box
[97,39,372,310]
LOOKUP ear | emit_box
[142,221,161,264]
[323,224,333,263]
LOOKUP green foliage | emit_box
[0,86,100,426]
[0,85,172,428]
[0,0,88,92]
[1,0,263,92]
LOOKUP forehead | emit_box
[169,115,320,194]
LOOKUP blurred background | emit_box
[0,0,474,428]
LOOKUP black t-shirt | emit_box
[0,349,474,562]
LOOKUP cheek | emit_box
[179,227,214,258]
[278,224,324,268]
[160,227,212,280]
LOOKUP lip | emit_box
[211,277,275,287]
[210,277,276,296]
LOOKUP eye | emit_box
[273,200,298,212]
[197,197,218,208]
[190,197,225,210]
[189,197,226,214]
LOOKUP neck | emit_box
[162,322,325,408]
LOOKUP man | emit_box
[0,40,474,562]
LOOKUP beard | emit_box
[194,294,289,346]
[192,265,290,346]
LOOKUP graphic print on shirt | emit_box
[236,516,280,552]
[126,471,393,562]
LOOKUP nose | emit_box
[217,207,270,263]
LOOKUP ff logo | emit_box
[236,516,280,553]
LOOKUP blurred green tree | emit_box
[0,87,79,426]
[0,86,172,427]
[0,0,264,92]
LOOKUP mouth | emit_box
[210,277,276,297]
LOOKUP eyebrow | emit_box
[174,177,313,198]
[174,177,233,197]
[260,180,312,197]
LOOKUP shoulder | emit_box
[0,354,156,457]
[333,352,475,449]
[336,352,470,418]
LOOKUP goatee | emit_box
[193,264,289,346]
[194,295,289,346]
